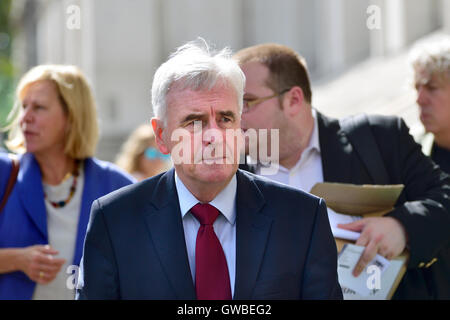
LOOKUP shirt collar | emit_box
[309,108,321,153]
[174,171,237,225]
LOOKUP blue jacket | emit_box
[0,153,135,299]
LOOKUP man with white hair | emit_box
[410,37,450,299]
[76,39,342,300]
[411,37,450,172]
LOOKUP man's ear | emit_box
[283,86,304,116]
[151,118,170,154]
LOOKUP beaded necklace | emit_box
[44,160,80,208]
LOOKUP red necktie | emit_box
[190,203,232,300]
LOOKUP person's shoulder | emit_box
[87,157,125,173]
[0,153,21,179]
[237,169,321,203]
[0,153,22,198]
[85,157,137,184]
[94,171,165,210]
[0,152,11,167]
[342,114,407,138]
[366,115,413,142]
[364,114,403,128]
[0,154,12,194]
[320,111,403,131]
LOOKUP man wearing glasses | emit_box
[234,43,450,299]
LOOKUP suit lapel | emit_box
[233,170,273,300]
[317,111,353,183]
[142,169,196,299]
[18,153,47,240]
[142,169,273,299]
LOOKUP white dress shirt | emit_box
[256,109,324,193]
[174,172,237,298]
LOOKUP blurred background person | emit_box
[0,65,135,300]
[409,37,450,299]
[410,37,450,174]
[115,124,172,181]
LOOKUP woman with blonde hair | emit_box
[116,124,171,181]
[0,65,135,299]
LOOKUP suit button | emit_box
[418,262,425,268]
[425,258,438,268]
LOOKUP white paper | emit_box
[337,244,390,297]
[341,258,406,300]
[327,207,362,241]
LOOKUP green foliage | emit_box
[0,0,15,128]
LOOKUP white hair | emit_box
[409,36,450,83]
[151,38,245,125]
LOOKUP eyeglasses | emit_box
[144,147,171,161]
[243,88,291,112]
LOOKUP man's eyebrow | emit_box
[219,110,236,119]
[181,113,207,123]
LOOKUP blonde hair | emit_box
[5,65,99,158]
[115,124,157,174]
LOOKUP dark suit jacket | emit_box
[76,168,342,300]
[242,112,450,299]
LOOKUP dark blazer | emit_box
[242,112,450,299]
[0,153,135,300]
[76,168,342,300]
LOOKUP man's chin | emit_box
[195,163,237,182]
[421,120,437,134]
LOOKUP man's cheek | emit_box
[170,128,195,165]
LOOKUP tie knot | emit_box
[191,203,219,225]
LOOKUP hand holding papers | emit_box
[326,207,361,241]
[338,244,390,297]
[338,244,407,299]
[310,182,409,300]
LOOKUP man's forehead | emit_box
[166,88,238,116]
[415,67,450,86]
[241,62,271,94]
[173,105,237,117]
[242,61,269,78]
[168,82,236,99]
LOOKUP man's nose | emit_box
[207,117,220,130]
[203,119,221,144]
[416,86,428,107]
[240,114,249,127]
